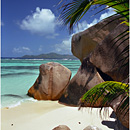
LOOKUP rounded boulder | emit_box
[52,125,71,130]
[27,62,71,100]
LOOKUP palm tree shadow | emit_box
[110,111,116,118]
[102,111,129,130]
[102,120,115,129]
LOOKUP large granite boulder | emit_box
[71,15,122,62]
[90,23,128,82]
[72,18,128,82]
[59,58,104,106]
[27,62,71,100]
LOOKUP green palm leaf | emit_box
[59,0,129,30]
[80,81,129,114]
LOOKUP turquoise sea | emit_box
[1,58,81,108]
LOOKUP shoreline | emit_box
[1,100,116,130]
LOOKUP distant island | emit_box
[20,53,77,59]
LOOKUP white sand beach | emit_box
[1,101,116,130]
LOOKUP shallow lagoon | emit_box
[1,59,81,108]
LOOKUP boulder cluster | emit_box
[52,125,102,130]
[27,15,129,129]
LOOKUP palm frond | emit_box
[60,0,94,30]
[80,81,129,113]
[58,0,129,31]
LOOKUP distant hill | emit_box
[21,53,77,59]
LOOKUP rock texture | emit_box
[110,95,129,128]
[90,23,128,82]
[115,118,129,130]
[71,15,122,62]
[102,111,129,130]
[27,62,71,100]
[59,58,104,106]
[52,125,71,130]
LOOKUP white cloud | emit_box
[55,37,72,54]
[38,45,43,52]
[74,7,116,33]
[46,33,59,39]
[22,47,30,51]
[54,8,116,54]
[74,18,98,33]
[13,47,31,53]
[99,7,116,21]
[19,7,58,37]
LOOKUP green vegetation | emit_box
[81,81,129,111]
[59,0,129,30]
[21,53,77,59]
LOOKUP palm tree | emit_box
[58,0,129,128]
[59,0,129,30]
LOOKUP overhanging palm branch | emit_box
[80,81,129,110]
[59,0,129,31]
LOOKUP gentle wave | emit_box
[1,94,38,108]
[5,101,22,108]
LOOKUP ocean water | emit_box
[1,58,81,108]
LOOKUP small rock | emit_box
[83,125,102,130]
[52,125,71,130]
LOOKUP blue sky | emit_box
[1,0,115,57]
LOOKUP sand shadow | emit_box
[102,120,115,129]
[102,111,129,130]
[101,111,116,129]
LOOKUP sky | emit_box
[1,0,115,57]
